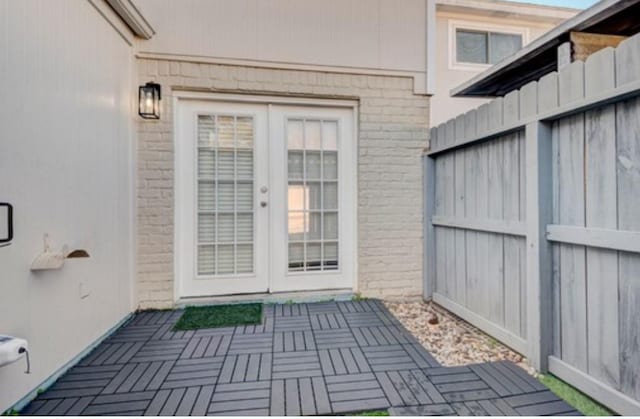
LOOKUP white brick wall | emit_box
[136,59,429,309]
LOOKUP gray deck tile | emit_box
[178,388,202,415]
[516,399,577,415]
[22,300,579,417]
[388,403,457,416]
[443,388,500,403]
[504,389,561,407]
[84,400,150,415]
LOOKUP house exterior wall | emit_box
[431,10,570,125]
[0,0,135,412]
[136,59,429,309]
[131,0,429,93]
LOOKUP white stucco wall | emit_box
[132,0,429,92]
[431,10,568,125]
[0,0,135,412]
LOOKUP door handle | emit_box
[260,201,268,208]
[0,202,13,244]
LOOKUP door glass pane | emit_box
[287,120,304,150]
[323,152,338,180]
[322,121,337,151]
[456,29,487,64]
[196,114,255,276]
[308,212,322,240]
[287,118,340,272]
[306,151,321,179]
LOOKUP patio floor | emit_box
[22,300,579,416]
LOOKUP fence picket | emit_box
[584,46,620,389]
[557,60,588,373]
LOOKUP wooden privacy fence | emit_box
[423,32,640,414]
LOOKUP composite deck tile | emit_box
[313,328,359,349]
[515,399,577,416]
[388,403,457,416]
[343,312,396,328]
[503,389,562,407]
[442,388,500,403]
[306,301,340,315]
[274,316,312,332]
[272,350,322,379]
[273,330,316,352]
[309,312,349,330]
[361,345,421,372]
[21,300,580,417]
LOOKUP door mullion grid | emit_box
[303,124,306,271]
[214,115,219,275]
[233,116,238,275]
[320,119,325,271]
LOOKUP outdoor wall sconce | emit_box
[138,81,161,119]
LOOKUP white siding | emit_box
[132,0,427,90]
[0,0,134,411]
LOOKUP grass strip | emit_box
[539,374,615,416]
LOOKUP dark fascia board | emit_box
[106,0,155,39]
[451,0,640,97]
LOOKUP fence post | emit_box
[525,121,553,372]
[423,154,436,301]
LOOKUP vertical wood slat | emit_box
[584,46,620,389]
[557,60,588,372]
[454,115,467,305]
[423,153,436,300]
[464,110,480,315]
[487,97,507,325]
[503,88,528,338]
[444,120,457,300]
[434,126,446,297]
[615,34,640,402]
[542,71,563,359]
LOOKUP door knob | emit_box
[260,201,267,208]
[260,186,268,193]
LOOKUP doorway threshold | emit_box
[176,289,355,308]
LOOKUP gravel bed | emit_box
[384,300,535,375]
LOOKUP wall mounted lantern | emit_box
[138,82,161,119]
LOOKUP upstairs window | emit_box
[456,29,523,65]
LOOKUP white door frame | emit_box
[173,92,359,301]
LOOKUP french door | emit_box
[176,98,356,298]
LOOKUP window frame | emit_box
[448,19,529,71]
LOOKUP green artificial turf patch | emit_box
[173,303,262,330]
[539,374,615,416]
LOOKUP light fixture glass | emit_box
[138,82,161,119]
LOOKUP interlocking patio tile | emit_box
[361,345,421,371]
[272,351,321,379]
[218,353,271,383]
[23,300,576,417]
[309,312,349,330]
[388,403,457,416]
[318,347,371,375]
[227,333,273,354]
[313,328,358,349]
[273,330,316,351]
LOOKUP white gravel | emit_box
[384,300,535,375]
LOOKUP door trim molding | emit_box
[173,91,358,109]
[172,92,359,301]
